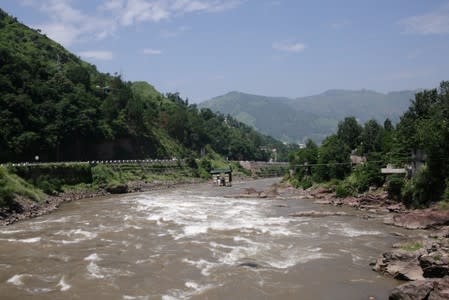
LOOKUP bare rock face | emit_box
[373,248,425,281]
[419,253,449,278]
[389,277,449,300]
[388,209,449,230]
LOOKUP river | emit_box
[0,178,410,299]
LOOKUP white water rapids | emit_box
[0,178,408,299]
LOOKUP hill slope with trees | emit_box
[0,8,291,163]
[200,89,417,143]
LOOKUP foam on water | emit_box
[84,253,104,279]
[135,192,338,277]
[162,280,219,300]
[0,229,26,234]
[0,237,41,243]
[331,226,382,237]
[136,194,296,240]
[51,228,98,244]
[57,276,71,291]
[7,274,27,286]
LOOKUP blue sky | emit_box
[2,0,449,102]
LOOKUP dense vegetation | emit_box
[200,90,416,143]
[0,8,291,163]
[289,81,449,208]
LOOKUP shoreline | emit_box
[0,178,206,226]
[287,185,449,299]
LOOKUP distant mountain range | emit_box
[199,89,418,143]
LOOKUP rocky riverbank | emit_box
[288,184,449,299]
[0,178,203,226]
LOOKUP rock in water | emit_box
[289,211,350,217]
[238,262,260,269]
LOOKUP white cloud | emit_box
[38,23,81,47]
[79,50,114,60]
[400,5,449,35]
[121,0,170,25]
[272,42,306,53]
[21,0,244,47]
[28,0,116,46]
[143,48,162,55]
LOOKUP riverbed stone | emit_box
[373,248,426,281]
[390,277,449,300]
[289,210,350,218]
[419,253,449,278]
[389,209,449,230]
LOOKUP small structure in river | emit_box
[210,168,232,186]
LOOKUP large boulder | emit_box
[387,209,449,229]
[419,253,449,278]
[373,248,426,281]
[390,277,449,300]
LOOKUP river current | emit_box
[0,178,410,299]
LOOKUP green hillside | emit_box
[200,89,417,143]
[0,8,289,163]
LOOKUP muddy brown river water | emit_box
[0,178,413,299]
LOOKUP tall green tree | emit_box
[337,116,362,150]
[315,135,351,181]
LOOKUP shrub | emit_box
[351,162,384,193]
[335,181,355,198]
[443,181,449,202]
[300,177,313,190]
[387,175,404,201]
[403,166,435,208]
[289,178,301,189]
[199,158,212,173]
[401,179,415,208]
[92,165,120,186]
[185,156,198,169]
[400,167,434,208]
[33,175,63,195]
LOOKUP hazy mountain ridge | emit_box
[200,89,418,143]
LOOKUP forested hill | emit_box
[200,89,417,143]
[0,8,291,163]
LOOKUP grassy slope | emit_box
[0,166,45,207]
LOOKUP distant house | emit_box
[350,154,366,166]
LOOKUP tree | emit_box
[361,119,383,154]
[314,135,351,181]
[290,140,318,182]
[337,116,362,150]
